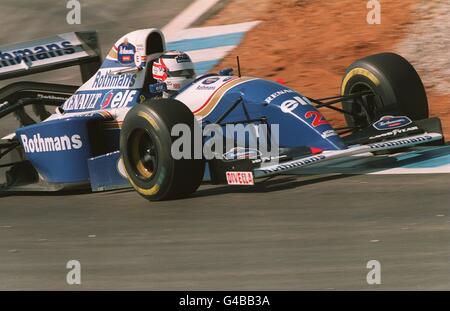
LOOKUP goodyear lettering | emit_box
[369,126,419,140]
[20,133,82,153]
[0,41,75,68]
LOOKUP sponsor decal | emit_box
[202,77,220,85]
[264,89,295,104]
[0,41,76,69]
[280,99,298,113]
[276,95,340,148]
[369,126,419,140]
[134,52,142,67]
[280,96,310,113]
[373,115,412,131]
[61,111,111,119]
[117,38,136,65]
[101,90,114,109]
[92,71,136,89]
[196,85,217,91]
[223,147,261,160]
[168,82,181,90]
[149,82,166,94]
[152,58,167,80]
[321,129,338,139]
[63,90,138,111]
[20,133,82,153]
[175,53,191,63]
[104,90,138,109]
[63,92,103,110]
[222,76,234,82]
[369,135,432,149]
[226,171,254,185]
[262,154,326,174]
[252,154,287,164]
[36,93,70,101]
[152,66,166,80]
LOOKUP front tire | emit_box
[120,99,204,201]
[341,53,428,128]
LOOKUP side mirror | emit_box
[149,82,167,94]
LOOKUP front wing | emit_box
[250,132,443,179]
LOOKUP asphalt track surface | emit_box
[0,174,449,290]
[1,1,450,291]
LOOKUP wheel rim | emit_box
[128,129,158,180]
[349,82,379,128]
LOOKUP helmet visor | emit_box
[168,69,195,78]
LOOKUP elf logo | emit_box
[106,90,138,109]
[280,96,310,113]
[20,133,83,153]
[101,90,114,109]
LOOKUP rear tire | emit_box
[341,53,428,128]
[120,99,204,201]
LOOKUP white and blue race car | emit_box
[0,28,445,201]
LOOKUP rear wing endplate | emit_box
[0,31,101,83]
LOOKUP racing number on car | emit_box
[280,96,327,127]
[305,111,328,127]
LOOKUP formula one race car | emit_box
[0,28,445,201]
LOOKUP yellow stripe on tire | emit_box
[341,67,380,95]
[137,111,159,130]
[129,176,160,196]
[123,110,162,196]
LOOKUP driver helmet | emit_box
[152,51,196,94]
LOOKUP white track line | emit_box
[162,0,221,36]
[370,165,450,174]
[186,45,236,62]
[165,21,261,42]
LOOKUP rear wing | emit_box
[0,31,101,83]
